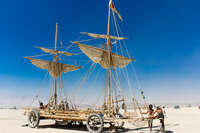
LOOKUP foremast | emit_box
[25,22,81,109]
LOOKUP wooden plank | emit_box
[40,114,87,121]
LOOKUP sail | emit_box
[80,32,127,40]
[37,47,74,56]
[72,42,134,69]
[25,57,81,78]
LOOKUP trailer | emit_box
[25,107,145,133]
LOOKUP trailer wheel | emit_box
[86,114,104,133]
[28,110,40,128]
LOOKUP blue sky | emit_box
[0,0,200,106]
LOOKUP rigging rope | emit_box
[112,9,147,112]
[70,62,97,105]
[112,10,134,97]
[25,53,50,58]
[30,71,49,106]
[78,63,98,104]
[115,14,148,107]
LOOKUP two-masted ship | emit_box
[24,0,148,132]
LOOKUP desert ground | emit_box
[0,107,199,133]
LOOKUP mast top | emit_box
[55,22,58,51]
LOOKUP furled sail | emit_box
[72,42,134,69]
[37,47,74,56]
[80,32,128,40]
[25,57,81,78]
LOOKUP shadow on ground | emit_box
[39,124,88,132]
[22,123,178,133]
[154,129,174,133]
[125,123,178,133]
[37,124,127,133]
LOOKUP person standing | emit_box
[142,104,154,132]
[153,106,165,133]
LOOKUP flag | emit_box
[109,0,123,21]
[141,91,145,99]
[60,40,63,46]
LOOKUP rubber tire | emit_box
[28,110,40,128]
[86,114,104,133]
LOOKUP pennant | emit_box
[109,0,123,21]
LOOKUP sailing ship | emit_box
[24,0,148,132]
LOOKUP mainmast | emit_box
[54,22,58,109]
[71,0,133,115]
[107,0,112,115]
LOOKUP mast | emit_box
[55,22,58,51]
[25,22,82,110]
[107,0,112,115]
[71,0,133,115]
[54,22,58,109]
